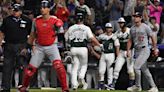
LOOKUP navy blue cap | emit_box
[133,12,142,17]
[12,3,22,11]
[41,0,51,8]
[96,26,102,30]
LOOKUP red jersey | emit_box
[35,15,63,46]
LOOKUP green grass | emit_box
[10,88,140,92]
[10,88,164,92]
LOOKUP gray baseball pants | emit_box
[134,47,156,88]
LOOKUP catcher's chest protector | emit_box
[35,17,56,46]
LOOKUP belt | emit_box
[135,46,146,50]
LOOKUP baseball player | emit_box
[127,12,159,92]
[97,23,120,90]
[109,17,135,90]
[65,12,100,90]
[18,0,69,92]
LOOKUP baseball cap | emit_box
[118,17,126,23]
[12,3,22,11]
[133,12,142,17]
[105,23,112,28]
[95,26,102,30]
[154,0,160,2]
[41,0,51,8]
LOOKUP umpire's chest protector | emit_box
[35,16,57,46]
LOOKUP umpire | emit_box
[0,3,32,92]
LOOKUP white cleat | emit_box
[82,82,88,90]
[72,84,79,91]
[78,78,88,90]
[127,85,142,92]
[148,87,159,92]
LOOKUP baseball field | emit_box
[10,88,149,92]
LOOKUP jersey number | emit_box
[108,43,113,50]
[138,36,144,41]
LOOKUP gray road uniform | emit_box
[129,23,157,88]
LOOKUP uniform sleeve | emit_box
[64,30,69,42]
[114,38,120,46]
[31,21,36,32]
[129,27,133,39]
[87,27,94,39]
[145,24,153,37]
[84,5,91,15]
[98,34,110,41]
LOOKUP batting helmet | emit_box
[75,12,84,22]
[41,0,51,8]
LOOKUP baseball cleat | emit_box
[17,85,29,92]
[127,85,142,92]
[104,84,115,90]
[72,83,79,91]
[98,82,104,90]
[148,87,158,92]
[78,78,88,90]
[82,82,88,90]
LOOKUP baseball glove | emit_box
[147,49,159,62]
[63,51,73,64]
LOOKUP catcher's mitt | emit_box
[63,51,73,64]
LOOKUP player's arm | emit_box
[0,32,4,45]
[0,18,6,45]
[64,27,71,50]
[150,34,157,48]
[92,50,101,59]
[90,45,101,59]
[127,38,132,51]
[115,46,120,57]
[114,37,120,57]
[146,24,157,50]
[127,38,132,57]
[27,21,37,46]
[90,37,100,46]
[54,18,64,33]
[27,31,36,45]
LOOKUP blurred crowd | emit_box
[0,0,163,90]
[0,0,163,42]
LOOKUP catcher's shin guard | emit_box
[22,64,37,87]
[53,60,68,91]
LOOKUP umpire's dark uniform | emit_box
[0,4,32,92]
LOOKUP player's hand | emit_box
[100,44,104,52]
[20,48,28,56]
[31,45,36,53]
[127,50,131,58]
[152,48,159,57]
